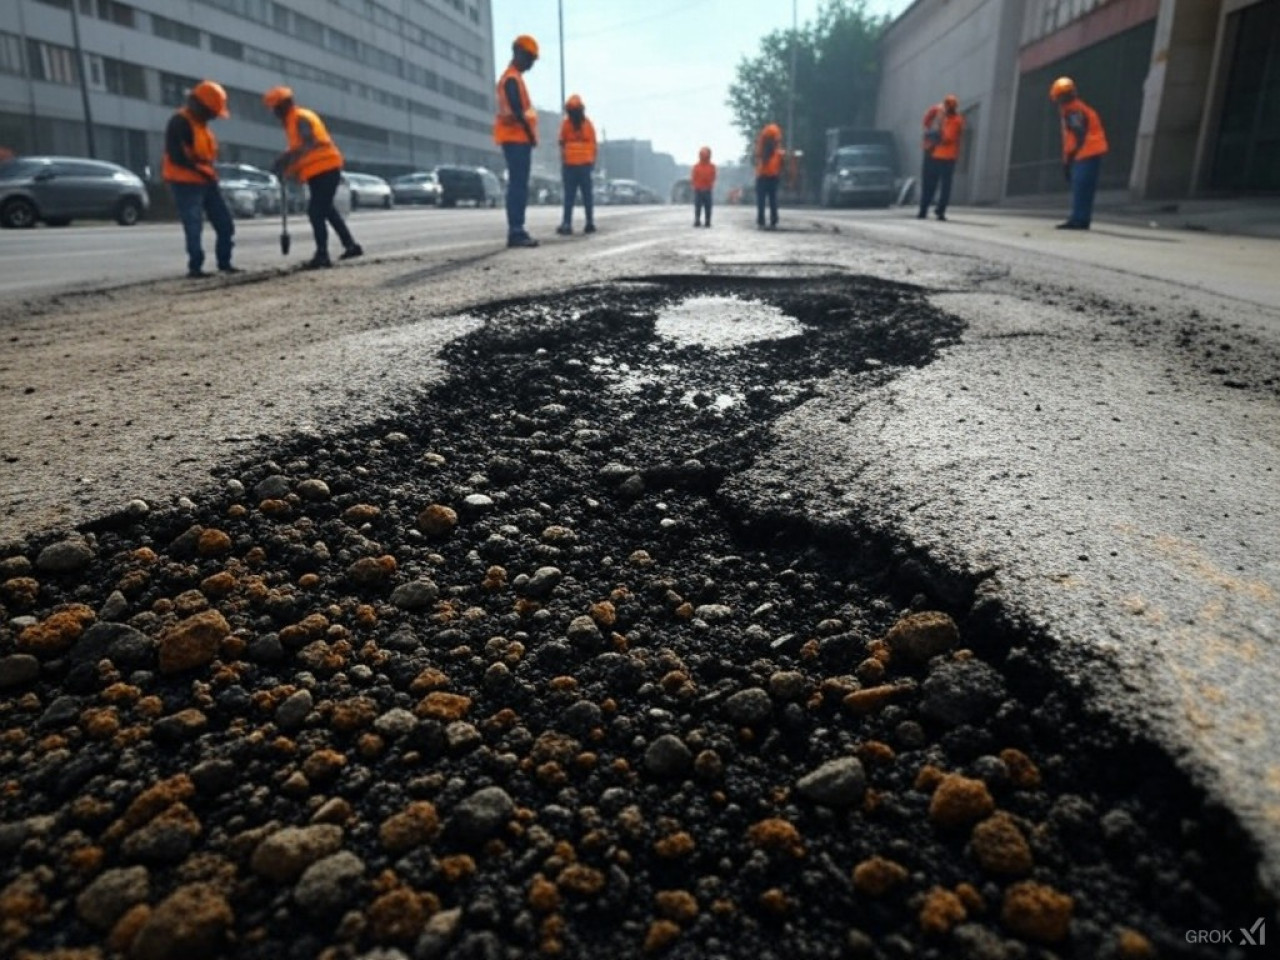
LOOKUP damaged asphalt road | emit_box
[0,208,1278,956]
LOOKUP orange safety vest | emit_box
[559,116,597,166]
[691,160,716,192]
[494,64,537,145]
[284,106,343,182]
[162,108,217,185]
[755,126,783,178]
[1060,99,1108,162]
[922,105,964,161]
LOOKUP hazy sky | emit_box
[490,0,913,168]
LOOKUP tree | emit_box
[727,0,889,196]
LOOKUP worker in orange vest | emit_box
[691,146,716,228]
[917,94,964,222]
[557,94,597,236]
[264,86,362,268]
[162,80,237,278]
[1050,76,1108,230]
[494,35,540,248]
[754,123,783,229]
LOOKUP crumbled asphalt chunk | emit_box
[0,277,1268,959]
[35,537,93,573]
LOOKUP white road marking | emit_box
[587,238,662,260]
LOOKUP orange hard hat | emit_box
[191,80,229,118]
[762,123,781,139]
[565,94,583,111]
[514,34,539,58]
[1049,76,1076,102]
[698,146,711,162]
[262,86,294,109]
[943,94,958,109]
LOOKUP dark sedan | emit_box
[0,156,149,228]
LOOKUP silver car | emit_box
[391,171,441,206]
[0,156,149,228]
[346,172,394,209]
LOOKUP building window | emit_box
[27,39,79,86]
[0,32,25,77]
[152,14,202,47]
[160,71,201,107]
[30,0,72,10]
[210,35,243,59]
[89,0,135,26]
[103,57,146,99]
[84,53,105,89]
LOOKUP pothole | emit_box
[0,276,1267,959]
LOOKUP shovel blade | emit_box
[280,232,291,255]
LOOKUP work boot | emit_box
[186,268,210,279]
[935,212,947,222]
[1055,220,1088,230]
[507,234,539,248]
[340,244,363,260]
[584,223,596,234]
[303,253,333,269]
[693,220,701,227]
[916,210,927,219]
[555,223,572,236]
[217,264,243,274]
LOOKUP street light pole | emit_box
[69,0,97,158]
[786,0,796,153]
[558,0,566,110]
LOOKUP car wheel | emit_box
[116,197,142,226]
[1,197,38,229]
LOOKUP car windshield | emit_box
[836,146,892,165]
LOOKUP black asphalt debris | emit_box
[0,276,1269,959]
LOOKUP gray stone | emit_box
[294,850,365,915]
[390,580,439,611]
[618,474,645,498]
[254,474,292,500]
[644,734,692,778]
[450,786,514,843]
[566,614,601,644]
[99,590,129,621]
[35,538,93,573]
[250,824,344,882]
[694,604,734,623]
[919,659,1006,726]
[71,622,153,667]
[76,865,150,930]
[525,566,562,598]
[275,689,313,731]
[723,687,773,726]
[0,654,39,689]
[374,708,418,738]
[796,757,867,807]
[296,479,331,501]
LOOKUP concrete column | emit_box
[1130,0,1222,199]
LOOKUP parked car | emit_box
[215,162,280,216]
[820,144,896,207]
[434,165,502,207]
[531,173,562,205]
[0,155,148,228]
[391,171,441,206]
[346,172,393,209]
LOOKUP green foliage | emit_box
[727,0,889,190]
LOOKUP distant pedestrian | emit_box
[691,147,716,227]
[1050,76,1108,230]
[263,86,362,268]
[495,34,540,248]
[918,94,964,222]
[162,81,237,278]
[557,94,597,236]
[755,123,783,229]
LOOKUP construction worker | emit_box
[557,94,597,236]
[162,80,237,278]
[494,35,540,248]
[263,86,362,268]
[918,94,964,221]
[1050,76,1108,230]
[691,146,716,228]
[754,123,783,229]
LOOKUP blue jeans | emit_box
[1070,154,1102,226]
[694,190,712,224]
[170,180,234,272]
[561,163,594,227]
[502,142,532,237]
[919,154,955,216]
[306,168,356,257]
[756,175,778,226]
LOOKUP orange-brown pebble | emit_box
[885,610,958,663]
[856,656,886,684]
[2,576,41,606]
[115,569,149,595]
[367,888,427,945]
[158,610,230,674]
[528,875,561,912]
[226,504,248,519]
[955,883,985,914]
[590,601,616,627]
[999,748,1042,788]
[298,573,320,590]
[1116,927,1156,959]
[655,890,698,924]
[330,697,378,732]
[548,676,578,693]
[409,668,450,693]
[1001,881,1074,943]
[557,864,605,896]
[81,707,121,740]
[357,733,386,760]
[104,774,195,842]
[301,749,347,782]
[644,919,682,953]
[66,845,105,874]
[438,854,476,883]
[928,774,995,828]
[343,504,382,524]
[18,604,96,656]
[674,602,694,619]
[196,528,233,556]
[200,572,237,597]
[416,504,458,537]
[842,684,900,715]
[919,886,967,935]
[971,813,1033,875]
[746,818,805,858]
[355,604,378,628]
[416,691,472,721]
[653,832,695,859]
[758,888,790,916]
[379,802,440,854]
[856,740,896,764]
[108,902,151,953]
[852,856,908,896]
[135,696,164,719]
[259,498,291,516]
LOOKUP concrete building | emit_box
[596,137,678,199]
[876,0,1279,203]
[0,0,497,181]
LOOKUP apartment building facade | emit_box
[0,0,497,181]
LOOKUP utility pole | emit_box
[69,0,97,158]
[786,0,797,153]
[558,0,566,111]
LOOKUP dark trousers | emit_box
[561,163,594,227]
[306,168,356,257]
[502,142,532,237]
[694,190,712,225]
[755,175,778,226]
[919,154,955,216]
[170,180,234,272]
[1069,154,1102,227]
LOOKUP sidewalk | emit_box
[994,190,1280,239]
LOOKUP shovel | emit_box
[278,180,291,255]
